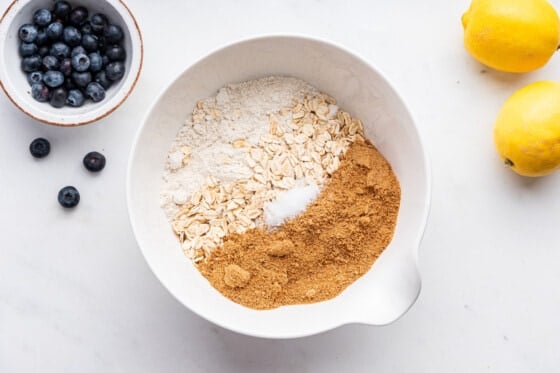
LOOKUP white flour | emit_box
[160,76,318,219]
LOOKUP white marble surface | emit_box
[1,0,560,371]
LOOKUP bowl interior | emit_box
[128,36,430,338]
[0,0,142,125]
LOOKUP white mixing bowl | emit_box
[127,36,431,338]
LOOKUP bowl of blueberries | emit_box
[0,0,143,126]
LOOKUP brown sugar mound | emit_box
[197,140,401,310]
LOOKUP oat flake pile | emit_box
[160,76,401,309]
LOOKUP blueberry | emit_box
[66,89,85,107]
[33,9,52,27]
[46,21,64,40]
[71,45,86,58]
[59,57,72,76]
[21,55,42,72]
[27,71,43,84]
[31,83,50,102]
[29,138,50,158]
[104,24,123,43]
[88,52,103,72]
[19,42,38,57]
[80,21,92,35]
[38,45,50,57]
[50,42,70,59]
[53,1,71,19]
[64,77,77,91]
[35,29,48,46]
[69,6,88,26]
[102,54,109,68]
[105,61,125,81]
[106,44,126,61]
[63,26,81,47]
[83,151,106,172]
[71,71,91,88]
[94,70,112,90]
[58,186,80,208]
[85,82,105,102]
[71,53,90,72]
[18,24,38,43]
[81,34,98,52]
[43,70,65,88]
[96,36,107,53]
[49,87,67,108]
[42,55,60,71]
[90,13,108,35]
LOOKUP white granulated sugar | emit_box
[160,76,318,219]
[264,181,321,227]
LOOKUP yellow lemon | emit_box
[462,0,560,73]
[494,81,560,177]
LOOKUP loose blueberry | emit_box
[42,55,60,71]
[33,9,52,27]
[29,138,50,158]
[81,34,98,52]
[46,21,64,40]
[94,70,112,90]
[71,53,90,72]
[27,71,43,85]
[69,6,88,26]
[38,45,50,57]
[63,26,81,47]
[21,55,42,72]
[71,71,91,88]
[85,82,105,102]
[49,87,67,108]
[43,70,65,88]
[59,57,72,76]
[104,24,123,43]
[19,42,38,57]
[105,61,125,81]
[50,42,70,59]
[31,83,50,102]
[83,151,106,172]
[71,45,86,57]
[90,13,108,35]
[58,186,80,208]
[53,1,71,19]
[80,21,92,35]
[18,24,38,43]
[66,89,85,107]
[106,44,126,61]
[88,52,103,72]
[34,29,48,46]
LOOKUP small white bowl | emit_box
[0,0,143,126]
[127,36,431,339]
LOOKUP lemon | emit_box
[462,0,560,73]
[494,81,560,177]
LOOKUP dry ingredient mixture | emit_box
[160,76,401,309]
[161,76,362,261]
[198,140,400,309]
